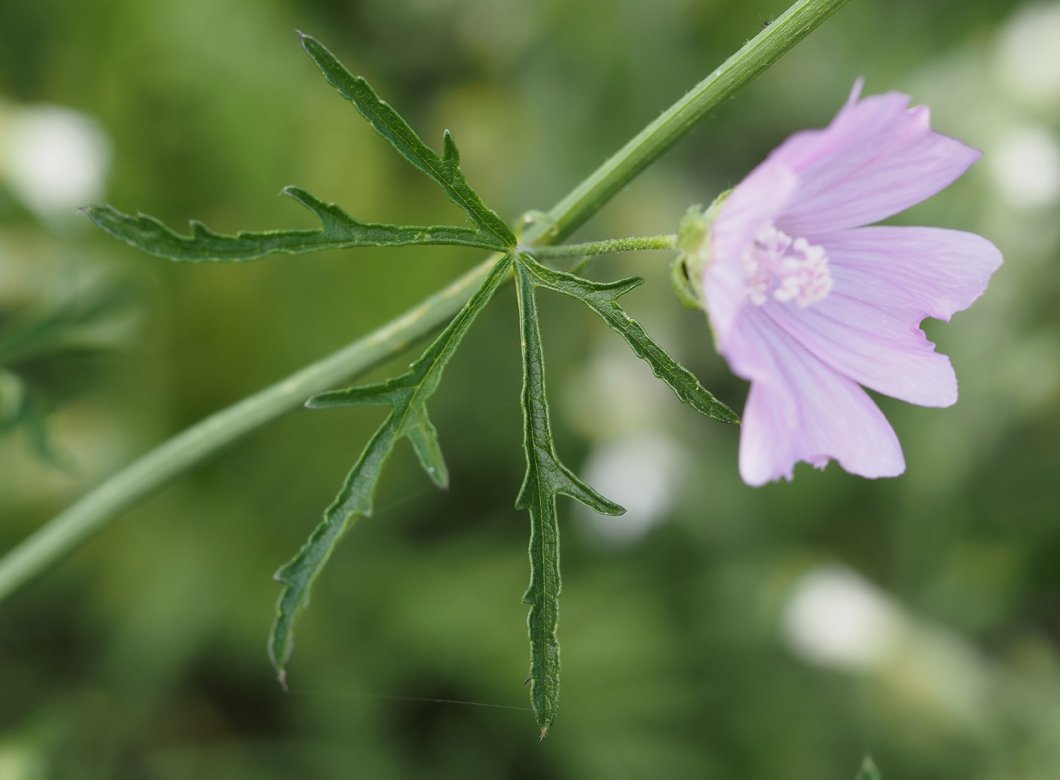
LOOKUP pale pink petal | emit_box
[741,226,1000,407]
[697,82,999,487]
[706,160,797,346]
[809,226,1003,321]
[761,292,957,407]
[767,89,980,234]
[726,311,905,485]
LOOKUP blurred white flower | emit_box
[989,124,1060,209]
[781,564,995,730]
[997,2,1060,105]
[1,103,111,223]
[782,565,902,670]
[576,432,687,548]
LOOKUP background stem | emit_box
[0,0,851,600]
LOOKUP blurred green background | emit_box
[2,0,1058,777]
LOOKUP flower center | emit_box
[743,224,832,308]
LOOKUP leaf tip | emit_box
[713,402,740,425]
[856,756,881,780]
[611,275,645,298]
[80,204,110,226]
[441,130,459,163]
[298,30,324,59]
[538,726,549,741]
[277,668,289,691]
[303,392,332,409]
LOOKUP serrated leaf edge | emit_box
[268,254,514,681]
[513,262,625,737]
[518,252,738,424]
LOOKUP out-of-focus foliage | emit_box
[2,0,1058,777]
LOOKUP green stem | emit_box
[0,0,851,601]
[541,0,852,243]
[0,256,500,601]
[528,234,675,259]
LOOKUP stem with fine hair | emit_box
[0,0,852,601]
[527,234,676,259]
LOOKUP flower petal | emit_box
[706,160,797,346]
[725,310,905,485]
[761,291,958,407]
[812,226,1003,321]
[768,88,980,234]
[735,226,1001,408]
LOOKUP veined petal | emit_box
[769,88,980,234]
[694,82,1000,487]
[810,226,1003,321]
[761,292,957,407]
[745,226,1000,408]
[725,310,905,486]
[706,160,797,346]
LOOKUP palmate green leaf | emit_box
[84,186,506,264]
[518,253,739,424]
[0,370,61,464]
[0,282,137,467]
[0,283,137,366]
[267,253,513,684]
[85,34,514,263]
[299,33,515,249]
[513,263,624,738]
[855,757,882,780]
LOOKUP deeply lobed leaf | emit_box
[268,254,513,682]
[513,263,623,737]
[0,282,137,467]
[86,36,515,263]
[518,253,738,424]
[85,187,505,264]
[298,33,515,249]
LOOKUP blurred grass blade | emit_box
[268,254,513,682]
[518,253,738,424]
[513,263,624,737]
[85,186,506,264]
[299,33,515,249]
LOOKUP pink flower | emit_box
[695,81,1002,486]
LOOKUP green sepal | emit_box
[670,253,703,310]
[517,253,738,424]
[513,262,624,738]
[268,254,513,684]
[298,33,515,249]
